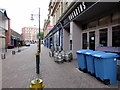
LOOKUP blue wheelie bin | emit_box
[76,49,93,72]
[85,51,105,75]
[93,53,118,85]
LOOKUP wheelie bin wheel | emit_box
[103,79,110,85]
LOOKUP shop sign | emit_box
[68,2,86,20]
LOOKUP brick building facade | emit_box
[22,27,42,43]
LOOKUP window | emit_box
[112,12,120,22]
[89,31,95,50]
[99,16,110,26]
[82,24,87,30]
[82,33,87,49]
[88,20,97,28]
[99,28,108,47]
[112,25,120,47]
[65,2,68,9]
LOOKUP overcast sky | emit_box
[0,0,50,34]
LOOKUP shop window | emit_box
[99,16,110,26]
[89,31,95,50]
[112,25,120,47]
[88,20,97,28]
[112,12,120,22]
[82,24,87,30]
[99,28,107,47]
[82,33,87,49]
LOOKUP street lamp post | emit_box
[38,8,41,53]
[31,8,41,53]
[30,8,44,89]
[31,8,41,74]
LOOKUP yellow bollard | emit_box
[30,78,44,90]
[37,50,40,53]
[36,53,39,56]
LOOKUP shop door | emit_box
[89,31,95,50]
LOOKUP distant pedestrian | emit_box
[18,42,21,48]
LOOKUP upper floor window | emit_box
[65,1,68,9]
[112,12,120,22]
[81,24,88,30]
[88,20,97,28]
[99,16,110,26]
[61,2,63,14]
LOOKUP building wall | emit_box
[70,21,82,59]
[0,13,8,30]
[45,2,120,59]
[51,1,72,26]
[6,19,11,48]
[43,1,72,40]
[63,28,70,51]
[22,27,40,42]
[0,30,6,50]
[0,11,9,50]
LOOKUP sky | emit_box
[0,0,50,34]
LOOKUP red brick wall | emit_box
[22,27,40,41]
[6,19,11,48]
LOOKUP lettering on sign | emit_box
[68,2,86,20]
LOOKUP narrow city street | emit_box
[2,44,119,88]
[2,44,37,88]
[1,0,120,89]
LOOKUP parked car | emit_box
[25,42,30,46]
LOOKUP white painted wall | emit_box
[63,28,70,51]
[108,26,112,46]
[0,12,8,50]
[0,13,8,30]
[70,21,82,59]
[0,38,5,50]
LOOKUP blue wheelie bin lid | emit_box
[84,51,104,55]
[76,49,93,54]
[83,50,94,55]
[93,52,118,58]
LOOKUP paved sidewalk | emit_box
[2,44,38,88]
[0,46,31,60]
[2,44,120,88]
[40,45,119,88]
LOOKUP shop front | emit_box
[60,2,120,59]
[44,23,63,50]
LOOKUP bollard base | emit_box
[1,53,6,59]
[12,51,16,55]
[18,49,21,52]
[29,78,44,89]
